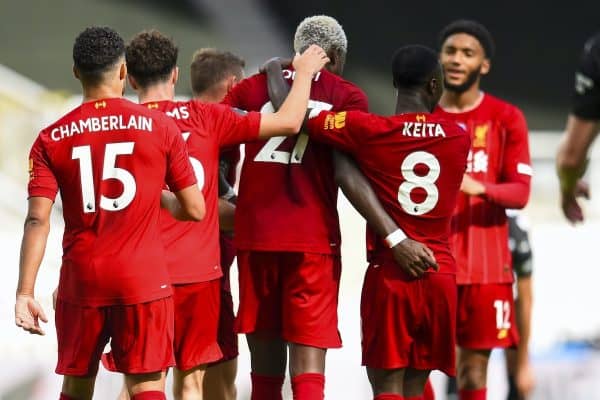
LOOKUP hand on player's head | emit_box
[293,45,329,76]
[15,295,48,335]
[391,238,439,278]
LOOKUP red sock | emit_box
[459,388,486,400]
[59,394,77,400]
[374,394,404,400]
[423,379,435,400]
[130,391,166,400]
[291,373,325,400]
[251,372,285,400]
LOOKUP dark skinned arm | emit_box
[262,58,437,277]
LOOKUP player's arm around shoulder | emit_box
[258,45,330,138]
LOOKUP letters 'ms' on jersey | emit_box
[306,111,471,273]
[147,100,260,283]
[222,68,368,254]
[28,98,196,306]
[434,94,532,284]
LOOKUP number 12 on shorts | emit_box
[493,299,511,330]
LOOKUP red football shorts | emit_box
[361,263,457,376]
[56,297,174,376]
[236,251,342,348]
[456,283,520,349]
[172,280,223,370]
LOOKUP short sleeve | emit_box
[571,33,600,120]
[27,135,58,200]
[221,75,256,109]
[207,103,261,147]
[306,110,371,154]
[501,106,532,184]
[163,118,197,192]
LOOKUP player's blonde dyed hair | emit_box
[293,15,348,55]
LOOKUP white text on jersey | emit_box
[166,106,190,120]
[402,122,446,138]
[51,115,153,142]
[282,69,321,82]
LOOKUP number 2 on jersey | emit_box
[72,142,136,213]
[398,151,440,216]
[254,100,332,164]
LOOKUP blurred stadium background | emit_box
[2,0,600,399]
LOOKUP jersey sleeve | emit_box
[482,106,532,209]
[221,75,259,109]
[208,103,261,147]
[571,33,600,120]
[163,118,197,192]
[27,134,58,200]
[306,110,371,154]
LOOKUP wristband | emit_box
[384,228,407,248]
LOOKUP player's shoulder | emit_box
[482,93,525,120]
[320,70,366,96]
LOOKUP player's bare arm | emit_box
[258,45,329,138]
[556,114,598,223]
[333,152,438,278]
[15,196,53,335]
[160,185,205,221]
[218,199,235,232]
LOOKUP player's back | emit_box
[308,110,470,273]
[362,113,469,273]
[30,98,191,306]
[222,68,368,254]
[146,99,259,283]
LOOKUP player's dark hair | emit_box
[126,30,178,87]
[190,48,245,96]
[438,19,495,59]
[72,26,125,85]
[391,45,441,90]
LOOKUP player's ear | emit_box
[119,62,127,81]
[128,75,139,91]
[481,58,491,76]
[225,75,237,92]
[73,65,80,80]
[172,67,179,85]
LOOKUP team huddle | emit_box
[15,15,538,400]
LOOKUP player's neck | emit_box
[395,91,431,115]
[81,83,123,103]
[195,92,221,104]
[439,86,484,113]
[138,83,175,104]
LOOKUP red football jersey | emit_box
[28,98,196,306]
[434,93,532,284]
[306,111,470,274]
[222,68,368,254]
[146,100,261,284]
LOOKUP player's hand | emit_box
[15,294,48,335]
[460,174,486,196]
[391,238,439,278]
[259,57,293,74]
[292,45,330,76]
[52,287,58,310]
[515,359,535,398]
[560,179,590,224]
